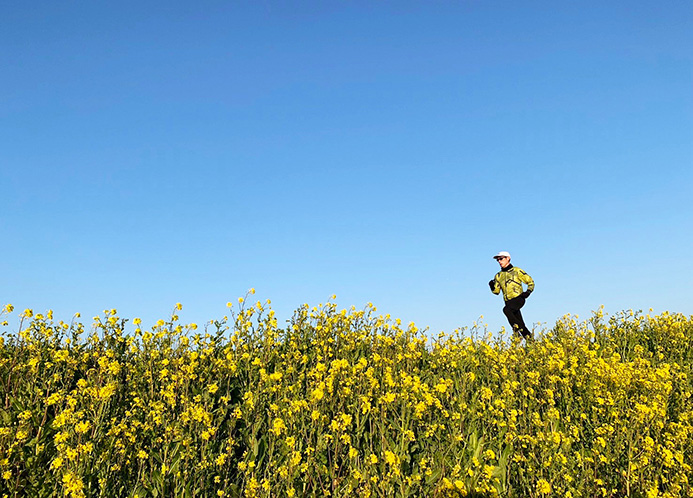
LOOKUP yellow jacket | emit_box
[490,265,534,301]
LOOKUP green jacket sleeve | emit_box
[518,269,535,293]
[491,275,501,295]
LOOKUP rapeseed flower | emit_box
[1,301,692,497]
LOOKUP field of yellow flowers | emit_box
[1,294,692,498]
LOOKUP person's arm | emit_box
[489,275,500,295]
[519,269,534,298]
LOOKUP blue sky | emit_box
[1,1,691,336]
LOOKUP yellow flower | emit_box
[99,383,117,399]
[62,472,85,498]
[272,417,286,435]
[384,451,400,467]
[537,479,552,495]
[311,386,325,401]
[75,421,91,434]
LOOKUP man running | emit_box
[489,251,534,340]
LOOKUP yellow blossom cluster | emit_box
[0,299,692,497]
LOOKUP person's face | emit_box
[495,256,510,269]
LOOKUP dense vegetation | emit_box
[1,296,692,497]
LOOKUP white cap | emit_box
[493,251,511,260]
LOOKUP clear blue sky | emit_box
[1,1,691,336]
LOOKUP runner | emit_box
[488,251,534,340]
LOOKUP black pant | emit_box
[503,296,532,339]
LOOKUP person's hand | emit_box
[488,280,495,291]
[520,290,532,299]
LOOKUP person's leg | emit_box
[512,308,532,340]
[503,297,532,339]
